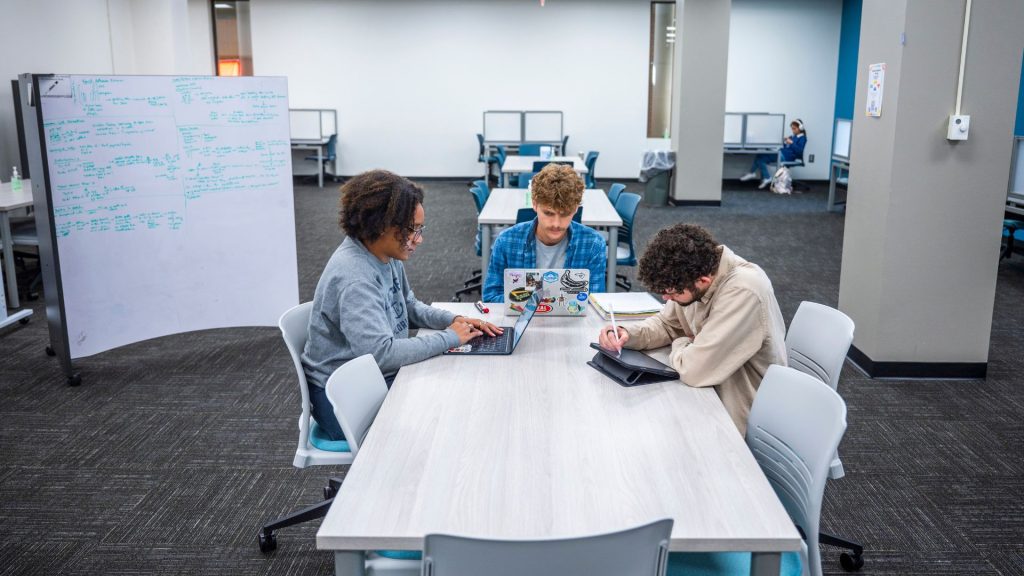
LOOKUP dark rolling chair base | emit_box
[616,274,632,292]
[820,531,864,571]
[453,281,481,301]
[258,476,344,554]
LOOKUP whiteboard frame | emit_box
[522,111,564,144]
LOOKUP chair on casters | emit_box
[258,302,352,554]
[1002,219,1024,260]
[607,183,625,207]
[453,186,488,301]
[424,518,673,576]
[304,134,338,182]
[668,365,846,576]
[518,142,542,156]
[785,302,864,572]
[612,192,641,291]
[476,133,499,184]
[584,151,600,188]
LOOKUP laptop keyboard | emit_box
[466,331,511,353]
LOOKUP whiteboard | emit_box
[833,118,852,160]
[290,109,323,141]
[523,111,563,142]
[724,113,743,146]
[745,114,785,147]
[38,75,298,358]
[483,111,522,142]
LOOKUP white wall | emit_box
[0,0,213,179]
[251,0,657,179]
[727,0,842,179]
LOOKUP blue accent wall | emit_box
[834,0,862,120]
[1016,49,1024,136]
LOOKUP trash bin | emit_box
[640,150,676,207]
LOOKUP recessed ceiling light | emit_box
[214,3,232,9]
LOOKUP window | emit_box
[212,1,253,76]
[647,2,676,139]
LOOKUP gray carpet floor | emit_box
[1,179,1022,575]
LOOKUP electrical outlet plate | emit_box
[947,115,970,140]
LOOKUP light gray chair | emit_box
[325,353,388,458]
[423,519,673,576]
[257,302,351,554]
[785,301,864,571]
[747,365,848,576]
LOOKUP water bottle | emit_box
[10,167,22,192]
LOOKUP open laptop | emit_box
[502,269,590,316]
[444,292,541,356]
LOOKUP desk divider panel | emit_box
[483,110,522,143]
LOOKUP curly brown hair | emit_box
[531,163,584,213]
[637,224,722,293]
[338,170,424,245]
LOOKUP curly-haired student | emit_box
[482,163,607,302]
[302,170,502,441]
[596,223,787,435]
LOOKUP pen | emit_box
[609,303,622,356]
[474,301,489,314]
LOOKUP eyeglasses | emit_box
[407,224,426,240]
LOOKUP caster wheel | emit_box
[258,530,277,553]
[840,552,864,571]
[19,317,30,325]
[46,346,56,357]
[68,374,82,387]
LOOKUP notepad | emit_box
[588,292,662,320]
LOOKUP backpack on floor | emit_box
[771,166,792,195]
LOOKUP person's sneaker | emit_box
[758,179,771,189]
[739,172,758,182]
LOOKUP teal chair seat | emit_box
[376,550,422,560]
[310,423,417,561]
[667,551,802,576]
[309,422,351,452]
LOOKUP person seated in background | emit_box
[597,223,786,436]
[302,170,502,440]
[482,163,607,302]
[740,118,807,189]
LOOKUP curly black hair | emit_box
[637,224,722,294]
[338,170,424,245]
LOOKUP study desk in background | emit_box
[0,179,34,310]
[317,303,802,576]
[478,188,622,292]
[500,155,588,181]
[291,137,331,188]
[828,156,850,212]
[481,140,564,183]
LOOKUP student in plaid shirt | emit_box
[483,163,607,302]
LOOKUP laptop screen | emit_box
[512,292,541,349]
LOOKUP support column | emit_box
[670,0,731,206]
[838,0,1024,378]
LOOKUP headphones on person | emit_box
[792,118,805,132]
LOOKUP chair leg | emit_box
[820,531,864,571]
[258,497,334,553]
[453,282,481,302]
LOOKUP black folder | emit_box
[587,343,679,387]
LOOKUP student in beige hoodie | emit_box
[598,224,787,436]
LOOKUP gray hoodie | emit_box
[302,236,461,388]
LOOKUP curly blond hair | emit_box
[531,163,584,213]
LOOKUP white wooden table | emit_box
[501,155,588,177]
[478,188,621,292]
[317,304,801,576]
[0,179,34,310]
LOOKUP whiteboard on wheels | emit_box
[37,75,298,358]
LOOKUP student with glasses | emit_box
[302,170,502,441]
[596,223,786,436]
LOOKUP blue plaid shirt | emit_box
[483,219,607,302]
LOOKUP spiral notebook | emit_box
[502,269,590,316]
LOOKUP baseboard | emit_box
[847,345,987,379]
[669,199,721,207]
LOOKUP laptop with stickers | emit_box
[502,269,590,316]
[444,292,541,356]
